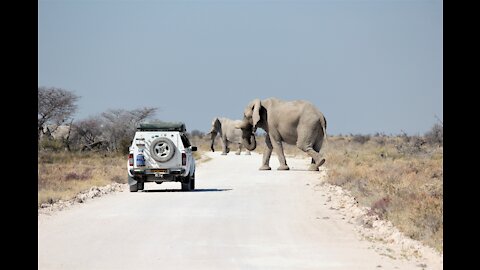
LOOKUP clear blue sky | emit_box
[38,0,442,135]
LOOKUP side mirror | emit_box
[191,146,198,151]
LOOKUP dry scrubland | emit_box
[38,151,126,207]
[38,133,442,253]
[324,135,443,253]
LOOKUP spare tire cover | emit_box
[150,137,176,162]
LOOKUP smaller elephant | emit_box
[207,117,251,155]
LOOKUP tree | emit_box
[101,107,158,152]
[69,117,105,150]
[38,87,79,139]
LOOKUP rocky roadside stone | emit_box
[38,183,127,216]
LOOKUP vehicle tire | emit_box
[129,183,138,192]
[181,176,191,191]
[190,172,195,190]
[137,182,144,190]
[128,174,138,192]
[150,137,176,162]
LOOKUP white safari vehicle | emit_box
[127,122,197,192]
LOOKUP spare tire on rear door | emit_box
[150,137,176,162]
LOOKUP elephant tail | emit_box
[321,114,327,140]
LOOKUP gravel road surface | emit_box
[38,152,442,270]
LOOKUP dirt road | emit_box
[38,152,442,269]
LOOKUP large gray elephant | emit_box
[236,97,327,171]
[207,117,251,155]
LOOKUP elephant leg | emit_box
[260,135,273,170]
[314,133,326,168]
[236,143,241,155]
[221,138,229,155]
[268,132,289,170]
[245,149,251,155]
[303,147,323,171]
[297,127,325,171]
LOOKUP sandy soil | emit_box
[38,152,442,270]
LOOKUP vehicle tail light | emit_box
[182,153,186,165]
[128,153,134,166]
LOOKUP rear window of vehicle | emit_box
[180,133,191,148]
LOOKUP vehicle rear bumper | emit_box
[131,168,186,182]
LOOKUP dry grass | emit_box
[38,151,126,207]
[322,135,443,252]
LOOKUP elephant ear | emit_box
[207,117,218,134]
[251,99,261,127]
[214,117,222,132]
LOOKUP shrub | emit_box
[352,134,371,144]
[111,175,126,183]
[64,171,91,181]
[425,123,443,146]
[368,196,391,219]
[39,138,65,151]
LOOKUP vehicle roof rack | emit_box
[137,122,186,132]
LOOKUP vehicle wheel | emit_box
[181,176,191,191]
[150,137,176,162]
[129,183,138,192]
[137,182,144,190]
[128,174,138,192]
[190,172,195,190]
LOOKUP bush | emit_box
[368,196,391,219]
[39,138,65,151]
[118,138,132,155]
[372,133,387,146]
[64,171,91,181]
[111,175,126,183]
[425,123,443,146]
[351,134,371,144]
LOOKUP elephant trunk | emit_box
[243,134,257,151]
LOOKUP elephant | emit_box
[236,97,327,171]
[207,117,251,155]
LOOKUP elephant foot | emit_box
[235,152,241,155]
[277,165,290,170]
[221,152,228,155]
[259,165,271,170]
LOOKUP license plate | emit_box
[151,169,167,173]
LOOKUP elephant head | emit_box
[207,117,221,152]
[236,99,263,151]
